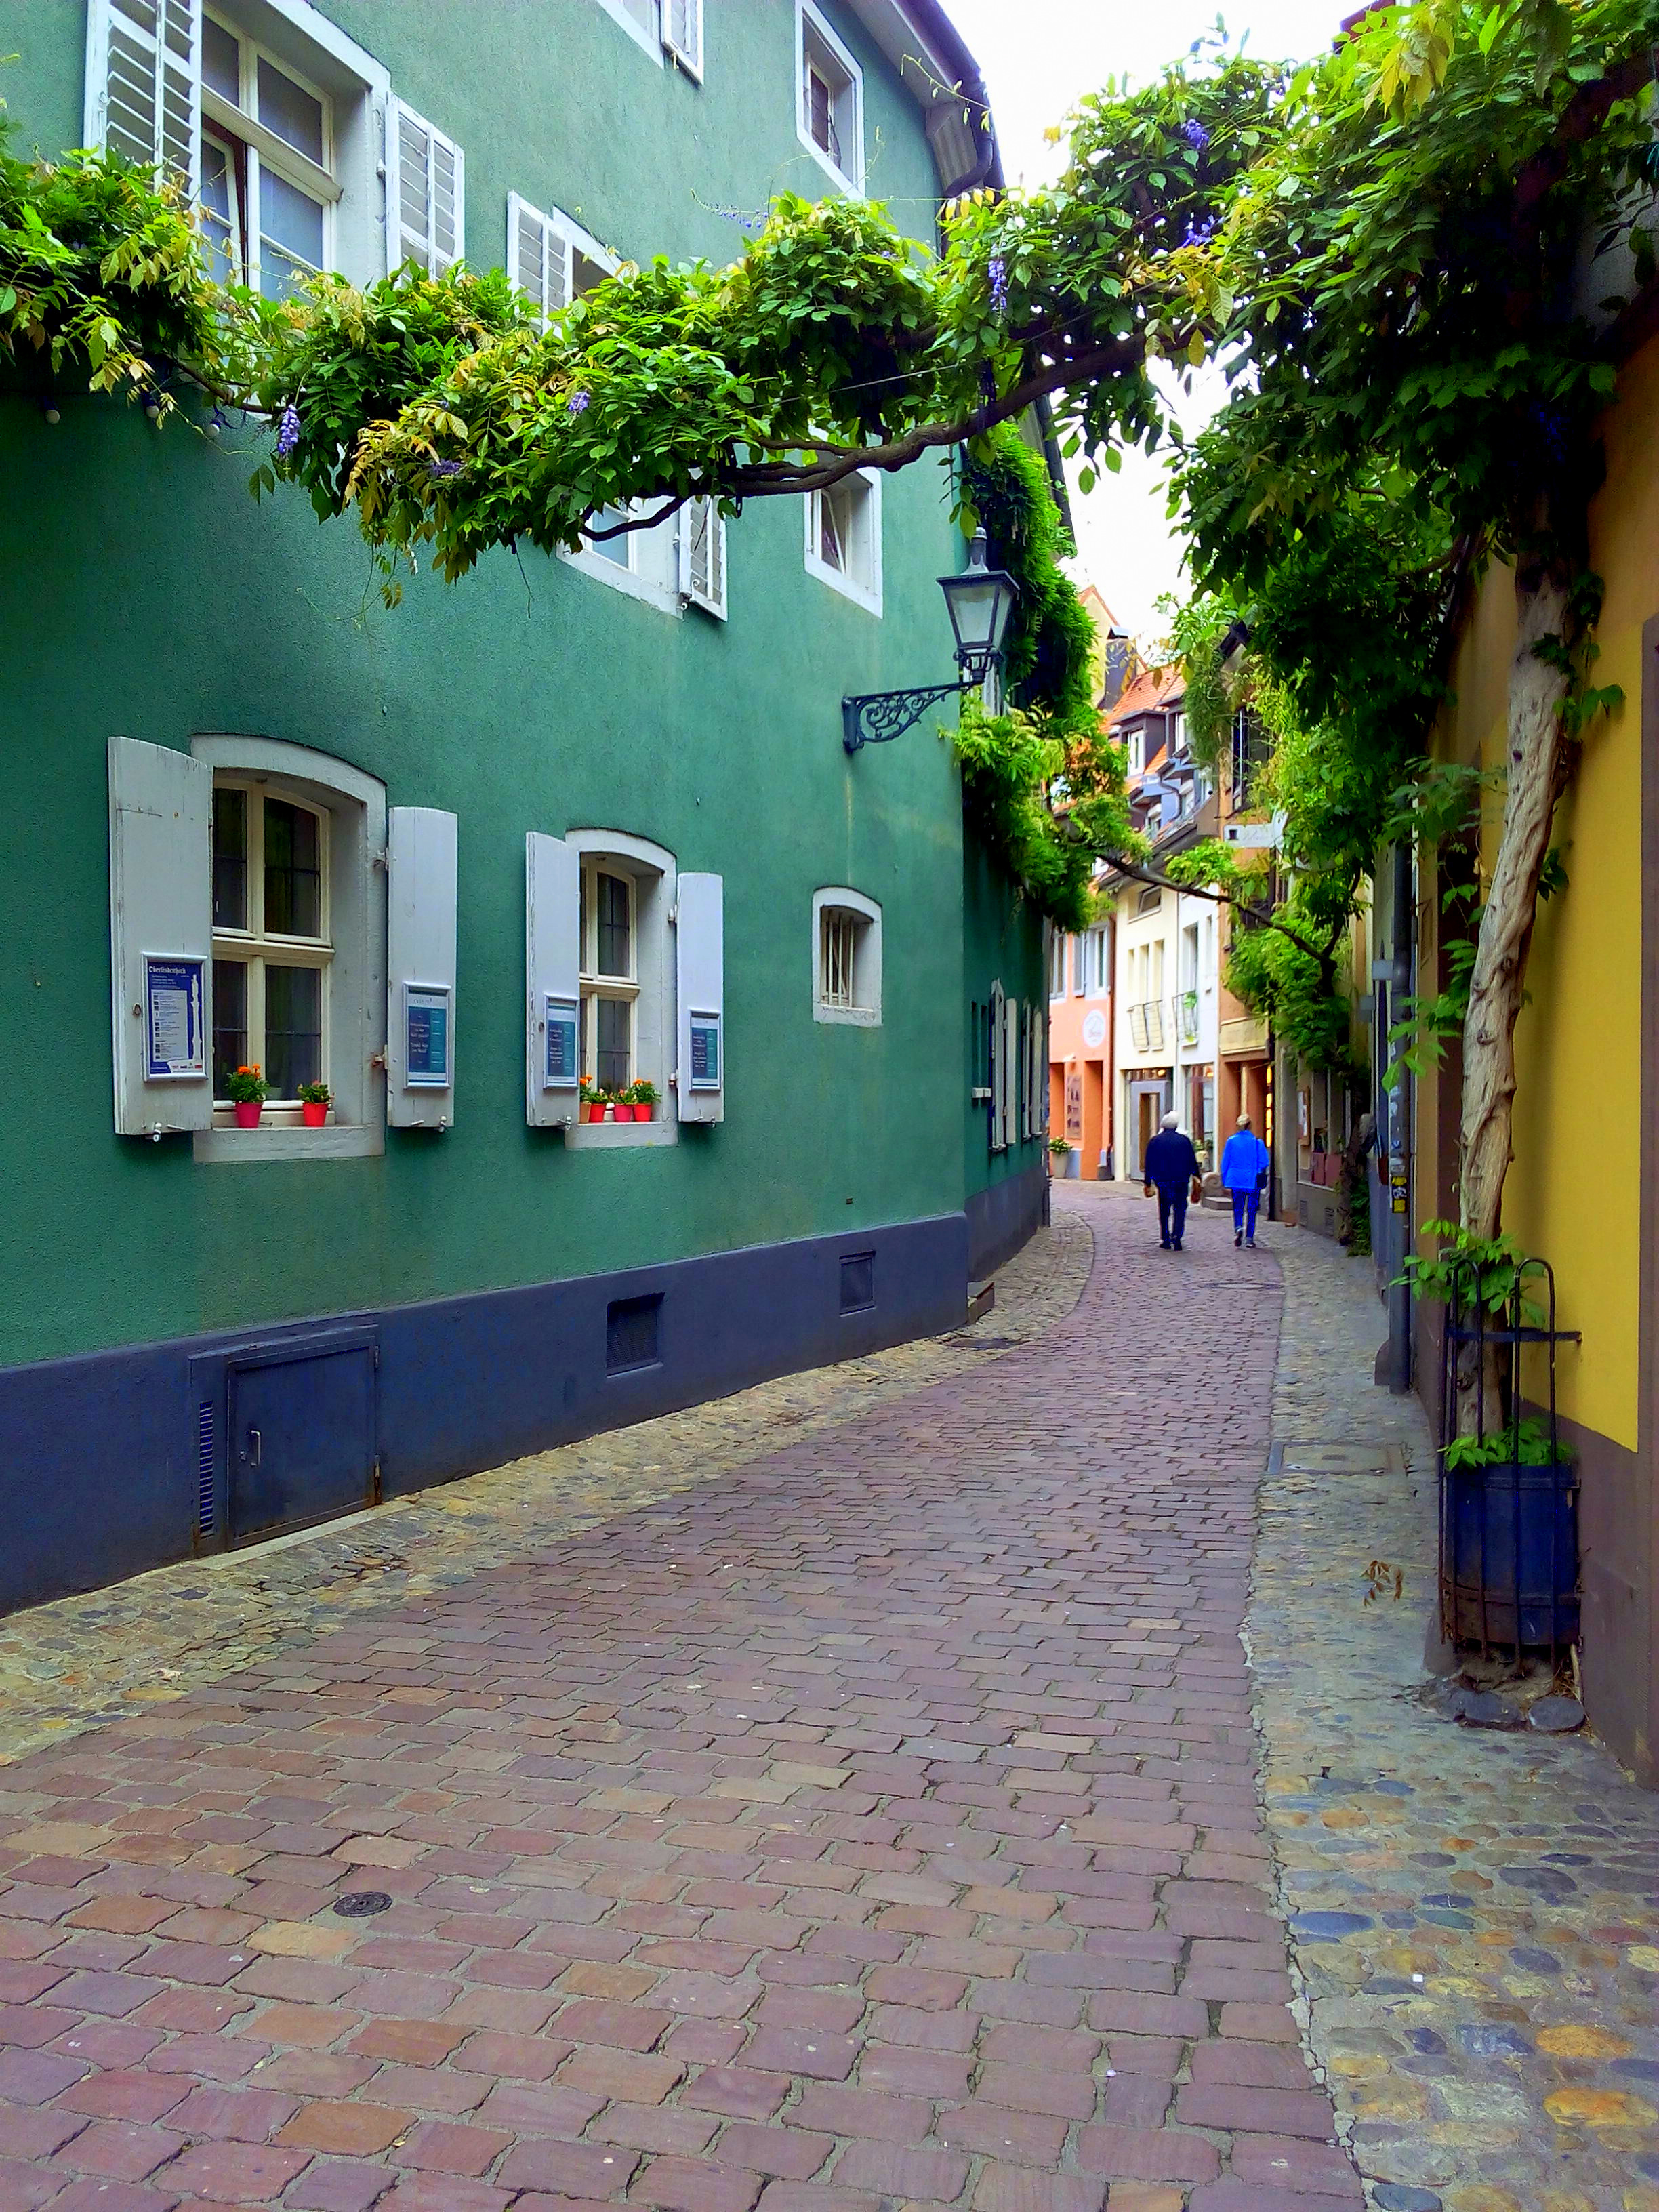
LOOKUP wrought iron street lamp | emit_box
[842,532,1018,754]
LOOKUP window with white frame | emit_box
[1048,933,1066,1000]
[87,1,390,294]
[590,0,704,74]
[1086,924,1111,995]
[581,857,639,1094]
[199,12,333,296]
[798,1,862,192]
[211,781,331,1113]
[813,888,881,1025]
[805,471,881,614]
[509,192,617,326]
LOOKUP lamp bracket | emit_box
[842,655,997,754]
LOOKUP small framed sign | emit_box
[404,983,451,1088]
[544,994,579,1089]
[688,1009,721,1092]
[144,955,206,1081]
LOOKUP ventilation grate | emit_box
[194,1401,216,1535]
[840,1252,876,1315]
[607,1293,663,1376]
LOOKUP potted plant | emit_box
[1047,1136,1070,1178]
[1443,1417,1578,1650]
[627,1078,659,1123]
[226,1064,268,1129]
[580,1078,608,1124]
[298,1080,331,1128]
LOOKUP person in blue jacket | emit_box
[1221,1114,1271,1247]
[1142,1110,1202,1251]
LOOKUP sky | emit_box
[941,0,1352,649]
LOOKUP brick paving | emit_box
[0,1189,1359,2212]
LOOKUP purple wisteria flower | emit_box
[567,389,592,415]
[275,403,301,458]
[988,255,1008,313]
[1181,213,1218,247]
[1182,119,1210,152]
[428,457,464,478]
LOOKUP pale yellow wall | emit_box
[1425,339,1658,1449]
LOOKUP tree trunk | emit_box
[1452,550,1576,1435]
[1457,554,1574,1243]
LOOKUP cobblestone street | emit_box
[0,1190,1654,2212]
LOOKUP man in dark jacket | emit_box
[1143,1111,1202,1250]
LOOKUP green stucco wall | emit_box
[0,0,1043,1369]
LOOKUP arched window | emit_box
[812,888,882,1025]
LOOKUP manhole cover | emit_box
[332,1890,393,1918]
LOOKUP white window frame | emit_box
[1048,933,1065,1001]
[581,855,640,1095]
[587,0,704,75]
[565,830,679,1150]
[199,13,336,297]
[796,0,863,194]
[209,778,332,1121]
[190,737,386,1165]
[507,190,617,328]
[811,887,882,1027]
[804,470,882,617]
[590,0,665,64]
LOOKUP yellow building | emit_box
[1416,336,1658,1783]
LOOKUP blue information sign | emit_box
[144,955,205,1080]
[544,995,579,1088]
[405,985,451,1087]
[689,1010,721,1091]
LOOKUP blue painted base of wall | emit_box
[966,1162,1048,1281]
[0,1211,969,1616]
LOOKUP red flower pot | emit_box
[587,1102,607,1123]
[233,1101,262,1128]
[632,1101,653,1122]
[613,1102,635,1122]
[302,1101,328,1127]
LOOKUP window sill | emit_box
[804,548,881,616]
[193,1122,384,1164]
[564,1118,678,1149]
[560,543,682,617]
[796,125,861,198]
[814,1002,880,1027]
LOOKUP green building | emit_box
[0,0,1047,1607]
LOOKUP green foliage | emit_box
[1397,1217,1538,1313]
[951,702,1097,932]
[1443,1415,1571,1467]
[1163,594,1242,771]
[0,103,221,414]
[1226,899,1355,1072]
[960,423,1095,736]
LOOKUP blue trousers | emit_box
[1157,1186,1188,1245]
[1231,1187,1261,1239]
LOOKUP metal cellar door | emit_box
[226,1333,378,1544]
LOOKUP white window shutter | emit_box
[679,497,726,618]
[86,0,201,200]
[989,984,1006,1151]
[525,832,581,1128]
[386,806,458,1128]
[508,191,571,325]
[1000,994,1019,1150]
[108,737,213,1136]
[663,0,704,77]
[393,101,464,275]
[676,872,724,1124]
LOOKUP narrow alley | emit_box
[0,1191,1654,2212]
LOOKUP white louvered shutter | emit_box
[676,872,724,1125]
[508,192,571,327]
[679,497,727,619]
[989,984,1006,1151]
[86,0,201,199]
[525,832,581,1128]
[108,737,213,1136]
[393,102,464,274]
[386,806,459,1128]
[663,0,704,77]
